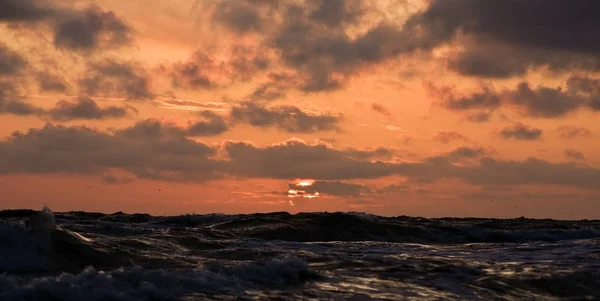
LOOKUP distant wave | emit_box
[2,209,600,246]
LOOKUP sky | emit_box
[1,0,599,219]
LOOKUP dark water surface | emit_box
[1,208,599,300]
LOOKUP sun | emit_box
[297,180,314,187]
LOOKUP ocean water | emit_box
[1,208,599,300]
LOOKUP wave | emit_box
[0,257,317,301]
[0,208,123,273]
[1,208,599,300]
[2,209,600,245]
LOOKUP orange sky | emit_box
[1,0,599,219]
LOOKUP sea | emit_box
[1,207,599,300]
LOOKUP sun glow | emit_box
[287,180,320,198]
[297,180,314,187]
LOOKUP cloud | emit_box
[371,102,391,116]
[0,122,221,182]
[0,91,136,121]
[0,82,43,116]
[465,111,492,123]
[2,126,600,190]
[308,0,366,27]
[204,0,406,92]
[499,123,542,141]
[1,2,133,52]
[507,81,586,118]
[230,102,341,133]
[186,111,229,136]
[48,97,137,121]
[565,149,585,161]
[0,0,59,22]
[273,20,405,91]
[432,131,467,144]
[53,7,133,51]
[118,116,228,138]
[36,72,68,92]
[0,98,44,116]
[435,84,501,111]
[79,59,153,100]
[0,43,27,75]
[206,0,600,91]
[169,51,218,89]
[444,146,488,162]
[407,0,600,77]
[102,173,134,185]
[223,138,393,180]
[437,75,600,118]
[212,0,266,34]
[376,183,410,194]
[556,126,593,139]
[168,47,271,91]
[246,82,288,101]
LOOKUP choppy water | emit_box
[1,208,599,300]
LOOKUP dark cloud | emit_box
[435,157,600,190]
[53,7,133,51]
[565,149,585,161]
[0,82,43,116]
[246,82,288,101]
[0,0,57,22]
[288,180,371,197]
[438,75,600,118]
[408,0,600,77]
[308,0,366,27]
[345,147,395,161]
[117,119,188,139]
[1,86,137,120]
[2,126,600,190]
[499,123,542,141]
[243,72,297,102]
[230,102,341,133]
[0,122,221,182]
[229,46,270,81]
[213,0,264,34]
[436,85,501,111]
[1,2,132,52]
[118,116,228,138]
[186,111,229,136]
[507,82,585,118]
[465,111,491,123]
[371,102,391,116]
[421,146,489,169]
[0,98,44,116]
[37,72,68,92]
[48,97,137,121]
[556,126,593,139]
[223,138,393,180]
[169,52,217,89]
[376,183,410,194]
[432,131,467,144]
[273,20,405,91]
[258,0,418,92]
[0,43,27,75]
[79,59,153,100]
[444,146,487,162]
[102,173,134,185]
